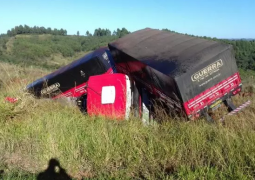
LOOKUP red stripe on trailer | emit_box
[184,72,242,115]
[52,68,114,99]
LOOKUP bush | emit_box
[56,44,74,57]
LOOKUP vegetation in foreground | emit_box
[0,61,255,179]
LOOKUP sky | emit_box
[0,0,254,39]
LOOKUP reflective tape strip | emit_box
[219,100,251,121]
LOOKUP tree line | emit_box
[7,25,68,36]
[89,27,130,38]
[6,25,130,38]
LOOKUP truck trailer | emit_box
[107,28,247,121]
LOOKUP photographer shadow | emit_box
[37,158,72,180]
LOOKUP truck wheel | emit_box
[76,95,87,114]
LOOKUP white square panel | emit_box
[101,86,116,104]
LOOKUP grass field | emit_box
[0,60,255,180]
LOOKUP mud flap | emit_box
[223,98,236,112]
[201,111,214,123]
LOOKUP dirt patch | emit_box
[2,152,40,173]
[5,37,15,53]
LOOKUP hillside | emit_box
[0,34,119,70]
[1,27,255,72]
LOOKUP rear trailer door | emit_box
[177,46,241,116]
[86,73,132,120]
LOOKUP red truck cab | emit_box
[86,73,132,120]
[86,73,151,122]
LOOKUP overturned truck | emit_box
[26,28,249,122]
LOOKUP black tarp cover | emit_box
[108,28,238,103]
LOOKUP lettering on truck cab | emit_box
[41,82,60,95]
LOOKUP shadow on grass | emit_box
[0,159,73,180]
[37,158,72,180]
[0,169,4,179]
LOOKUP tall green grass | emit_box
[0,63,255,179]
